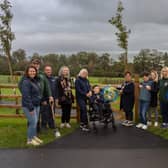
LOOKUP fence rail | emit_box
[0,77,140,122]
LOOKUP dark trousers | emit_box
[124,109,133,121]
[61,104,72,123]
[40,104,55,129]
[160,101,168,123]
[78,99,88,125]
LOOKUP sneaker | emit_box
[154,122,158,127]
[27,139,40,146]
[121,120,128,126]
[81,125,90,132]
[33,136,43,144]
[126,121,134,127]
[147,121,152,126]
[60,123,65,128]
[55,130,61,137]
[136,123,143,128]
[66,123,71,128]
[141,125,148,130]
[161,123,168,129]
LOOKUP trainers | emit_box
[66,123,71,128]
[141,125,148,130]
[33,136,43,144]
[27,139,40,146]
[154,122,158,127]
[55,130,61,137]
[60,123,65,128]
[147,121,152,126]
[126,121,134,127]
[81,125,90,132]
[121,120,128,126]
[161,123,168,129]
[136,123,143,128]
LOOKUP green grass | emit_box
[0,118,78,148]
[148,123,168,140]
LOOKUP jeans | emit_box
[139,100,150,125]
[23,106,40,140]
[160,101,168,123]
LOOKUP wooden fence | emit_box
[0,77,140,122]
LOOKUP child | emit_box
[136,72,152,130]
[90,85,115,126]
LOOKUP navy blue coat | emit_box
[75,76,91,101]
[20,77,41,111]
[120,81,135,112]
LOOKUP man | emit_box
[41,65,58,129]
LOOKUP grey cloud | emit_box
[9,0,168,55]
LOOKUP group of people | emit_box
[19,58,75,146]
[19,57,168,146]
[120,68,168,130]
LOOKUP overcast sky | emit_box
[8,0,168,58]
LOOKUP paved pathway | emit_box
[1,124,168,168]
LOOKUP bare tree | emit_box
[109,1,130,71]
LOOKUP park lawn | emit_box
[148,125,168,140]
[0,118,78,148]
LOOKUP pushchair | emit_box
[88,98,116,132]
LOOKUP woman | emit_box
[57,66,74,128]
[20,65,43,146]
[120,71,135,127]
[159,67,168,128]
[147,70,159,127]
[75,69,91,132]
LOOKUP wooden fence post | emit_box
[134,74,140,122]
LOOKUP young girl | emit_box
[136,72,152,130]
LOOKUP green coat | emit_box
[159,78,168,102]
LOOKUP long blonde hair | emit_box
[58,66,70,78]
[150,70,158,82]
[160,67,168,79]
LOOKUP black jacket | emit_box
[150,81,159,107]
[120,81,135,112]
[57,76,74,105]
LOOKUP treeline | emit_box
[0,48,168,77]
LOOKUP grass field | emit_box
[0,118,78,148]
[1,74,168,148]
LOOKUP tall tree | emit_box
[109,1,130,71]
[0,0,15,77]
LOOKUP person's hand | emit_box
[146,85,151,90]
[41,101,47,105]
[49,96,54,103]
[30,111,34,116]
[86,91,92,97]
[139,84,143,88]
